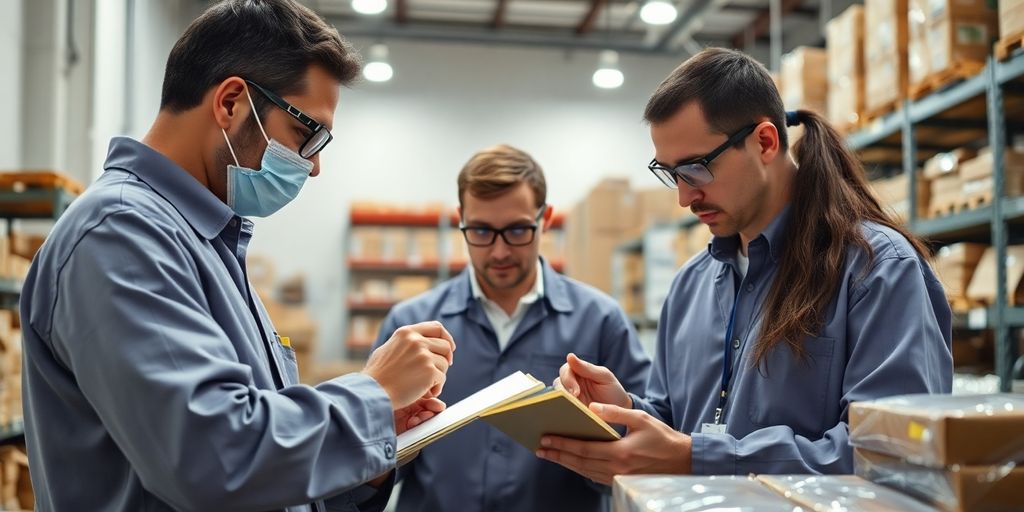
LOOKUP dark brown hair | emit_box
[645,48,929,366]
[160,0,361,114]
[458,144,547,209]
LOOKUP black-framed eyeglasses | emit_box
[460,205,546,247]
[647,123,758,189]
[245,80,333,159]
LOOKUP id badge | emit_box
[701,423,727,434]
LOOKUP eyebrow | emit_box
[463,217,536,228]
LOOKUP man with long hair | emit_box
[536,48,952,479]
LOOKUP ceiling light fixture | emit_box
[592,50,624,89]
[640,1,678,25]
[352,0,387,15]
[363,44,394,82]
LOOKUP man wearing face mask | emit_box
[19,1,454,511]
[372,145,651,512]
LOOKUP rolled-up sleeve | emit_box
[49,210,396,511]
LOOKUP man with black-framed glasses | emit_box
[20,1,456,511]
[372,144,651,512]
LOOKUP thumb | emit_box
[590,402,645,428]
[568,353,608,381]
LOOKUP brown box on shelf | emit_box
[409,228,440,264]
[923,148,977,179]
[613,475,799,512]
[966,245,1024,304]
[379,228,410,262]
[359,279,393,302]
[627,188,682,239]
[926,13,996,76]
[849,393,1024,466]
[393,276,433,300]
[571,178,636,233]
[349,227,382,260]
[539,230,565,262]
[999,0,1024,37]
[869,172,930,220]
[930,173,963,196]
[8,233,45,260]
[348,316,385,347]
[781,46,828,115]
[854,447,1024,512]
[933,243,987,299]
[447,230,468,265]
[864,0,909,111]
[827,5,865,130]
[909,0,931,84]
[686,224,713,257]
[673,229,691,268]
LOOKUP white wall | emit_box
[0,0,23,170]
[246,39,691,359]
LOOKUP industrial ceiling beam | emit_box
[576,0,607,35]
[395,0,409,25]
[653,0,718,53]
[730,0,807,49]
[492,0,509,29]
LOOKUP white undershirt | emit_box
[468,261,545,351]
[737,249,749,278]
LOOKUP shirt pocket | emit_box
[744,336,836,438]
[528,352,596,386]
[275,341,300,386]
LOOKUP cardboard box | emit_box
[849,393,1024,466]
[686,223,713,257]
[870,172,931,220]
[855,448,1024,512]
[392,276,433,300]
[613,475,798,512]
[409,228,440,264]
[926,14,995,76]
[781,46,828,114]
[539,229,565,262]
[756,474,935,511]
[910,0,932,84]
[924,148,978,178]
[933,243,987,298]
[349,227,383,260]
[927,0,995,18]
[8,233,45,260]
[966,245,1024,304]
[572,178,636,233]
[827,6,866,129]
[930,173,963,196]
[999,0,1024,37]
[627,188,682,239]
[865,0,909,111]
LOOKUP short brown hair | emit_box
[160,0,361,114]
[458,145,546,208]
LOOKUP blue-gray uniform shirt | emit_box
[22,137,396,512]
[373,260,652,512]
[631,206,953,475]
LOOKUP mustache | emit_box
[691,203,723,214]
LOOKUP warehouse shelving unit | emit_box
[611,52,1024,390]
[343,207,565,360]
[849,53,1024,391]
[0,181,80,446]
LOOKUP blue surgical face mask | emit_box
[220,88,314,217]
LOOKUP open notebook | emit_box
[396,371,621,463]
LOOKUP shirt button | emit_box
[491,443,502,453]
[746,283,754,292]
[384,442,395,459]
[732,339,741,350]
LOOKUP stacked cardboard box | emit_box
[626,188,681,240]
[921,148,978,217]
[0,446,31,511]
[613,474,934,511]
[1000,0,1024,37]
[826,5,866,132]
[910,0,995,95]
[958,146,1024,201]
[865,0,909,115]
[565,179,638,294]
[781,46,828,116]
[870,171,931,221]
[932,243,987,304]
[619,253,645,317]
[966,245,1024,305]
[850,394,1024,511]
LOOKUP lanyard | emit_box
[715,292,741,425]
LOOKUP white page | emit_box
[397,371,539,453]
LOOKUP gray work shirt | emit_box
[22,137,395,511]
[632,206,953,474]
[373,261,652,512]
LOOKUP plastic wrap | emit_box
[756,474,935,511]
[849,393,1024,466]
[855,448,1023,512]
[612,475,799,512]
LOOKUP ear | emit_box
[753,120,781,165]
[540,205,554,233]
[211,77,250,131]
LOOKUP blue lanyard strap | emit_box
[716,294,740,425]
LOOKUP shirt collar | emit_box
[103,137,236,240]
[709,204,791,264]
[468,260,544,303]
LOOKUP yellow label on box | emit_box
[907,420,926,440]
[280,336,291,348]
